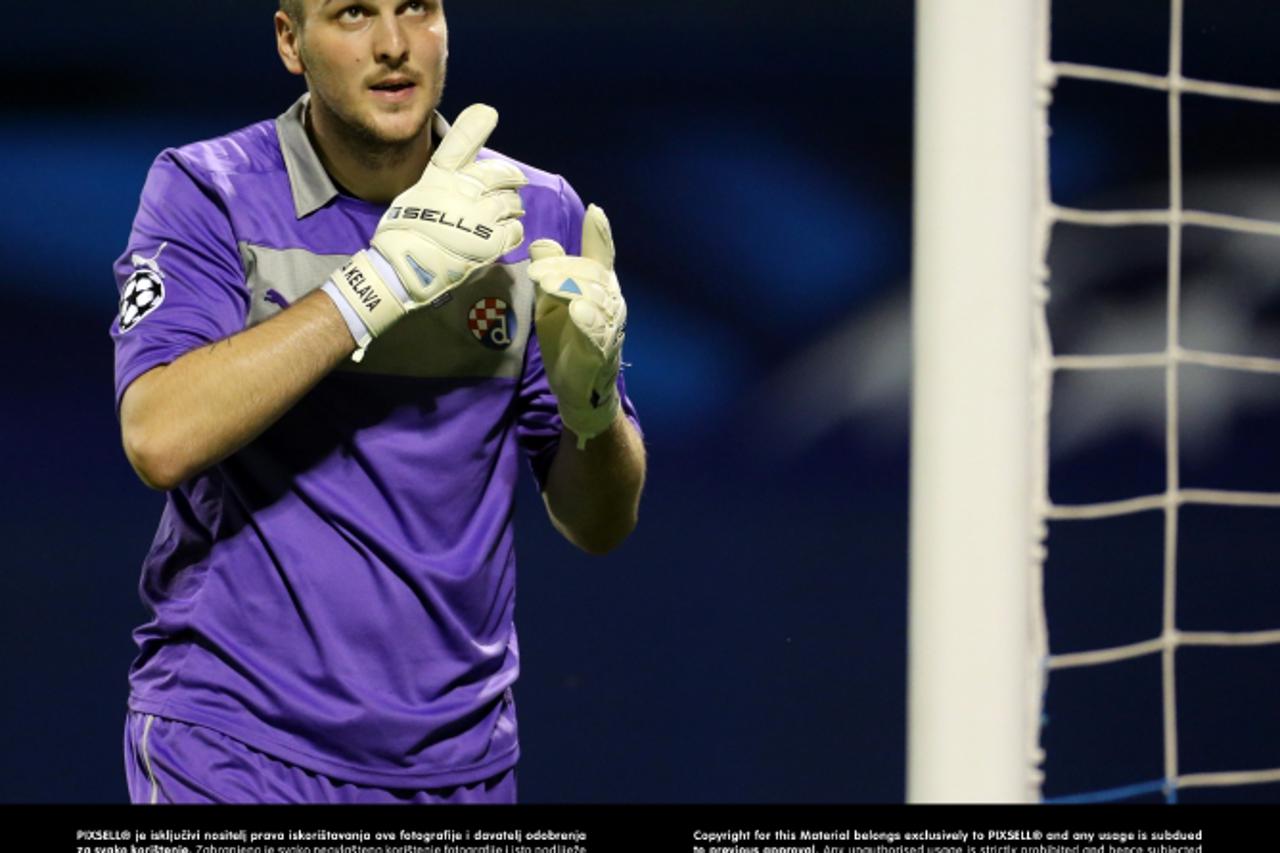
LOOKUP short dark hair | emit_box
[280,0,305,30]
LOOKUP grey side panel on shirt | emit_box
[239,241,533,380]
[240,243,346,326]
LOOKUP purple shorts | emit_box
[123,712,517,804]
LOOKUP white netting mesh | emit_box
[1034,0,1280,802]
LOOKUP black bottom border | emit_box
[15,802,1262,853]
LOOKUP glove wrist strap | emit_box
[320,280,374,354]
[561,392,621,450]
[326,250,410,360]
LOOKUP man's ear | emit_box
[275,11,305,76]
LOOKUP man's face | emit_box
[281,0,448,148]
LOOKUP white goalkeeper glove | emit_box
[325,104,527,355]
[528,204,626,448]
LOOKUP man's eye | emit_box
[340,6,366,20]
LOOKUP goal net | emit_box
[910,0,1280,802]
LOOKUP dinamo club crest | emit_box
[467,297,516,350]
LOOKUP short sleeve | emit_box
[111,150,250,412]
[515,176,642,490]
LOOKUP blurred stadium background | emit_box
[2,0,1279,802]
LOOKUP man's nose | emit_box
[373,14,409,65]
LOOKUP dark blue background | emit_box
[3,0,1279,804]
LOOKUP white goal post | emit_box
[908,0,1043,803]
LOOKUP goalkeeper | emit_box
[111,0,644,804]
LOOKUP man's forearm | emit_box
[543,412,646,555]
[120,289,357,490]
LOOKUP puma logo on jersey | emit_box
[130,242,169,276]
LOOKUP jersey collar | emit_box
[276,93,451,219]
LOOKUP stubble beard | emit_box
[306,55,448,171]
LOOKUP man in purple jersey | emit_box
[111,0,645,804]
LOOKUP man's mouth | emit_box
[370,78,416,93]
[369,77,418,104]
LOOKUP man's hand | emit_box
[326,104,527,351]
[528,204,627,448]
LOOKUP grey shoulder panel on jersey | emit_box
[239,242,532,381]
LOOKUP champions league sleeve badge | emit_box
[118,243,169,334]
[467,297,516,350]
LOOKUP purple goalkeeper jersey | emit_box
[110,95,639,788]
